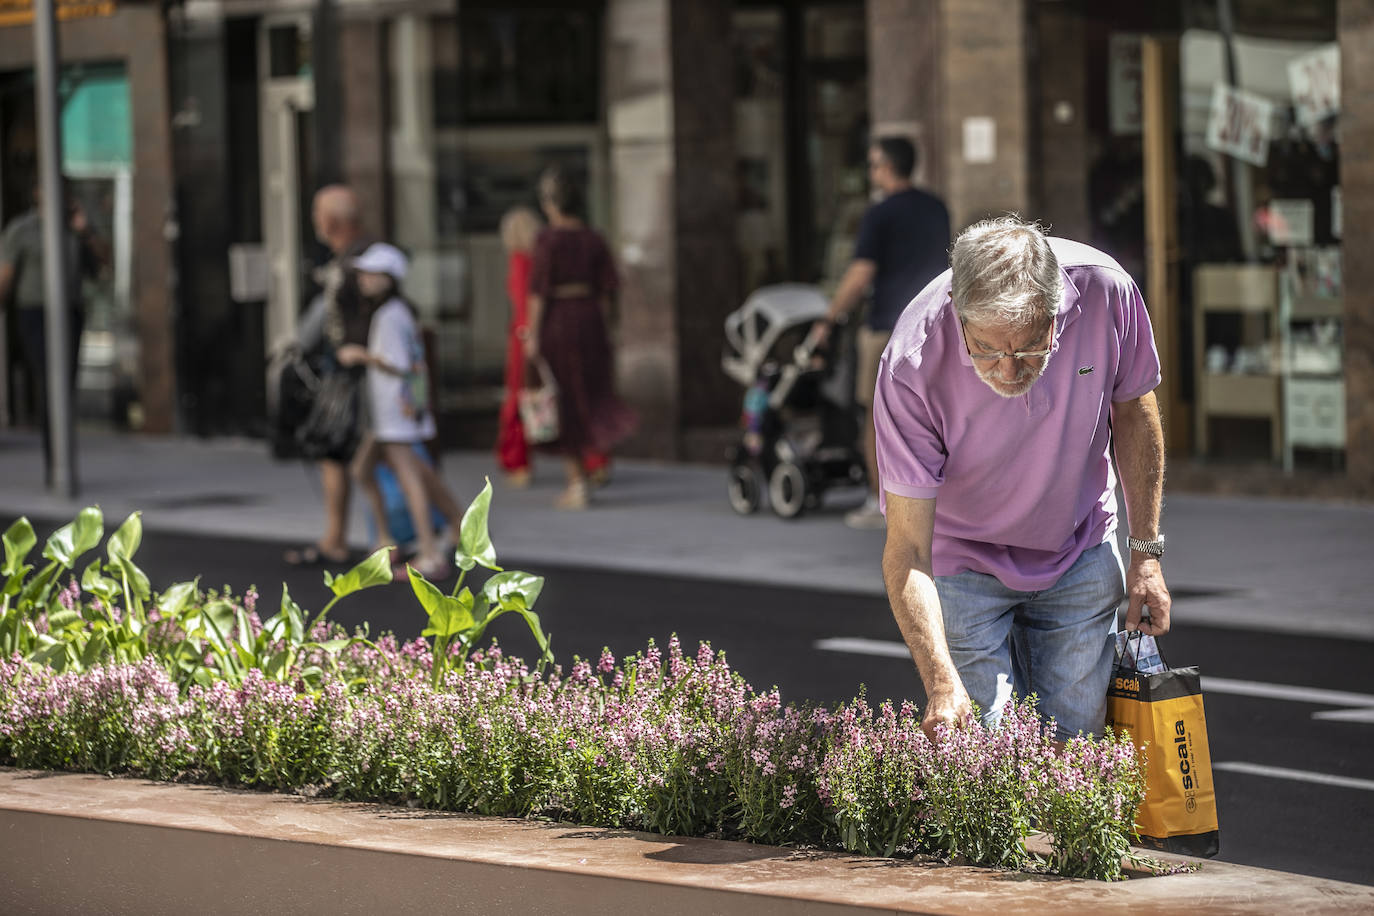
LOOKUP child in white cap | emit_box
[335,242,463,579]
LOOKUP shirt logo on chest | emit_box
[1078,365,1094,375]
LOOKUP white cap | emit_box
[352,242,408,281]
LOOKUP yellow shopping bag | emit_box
[1105,633,1220,857]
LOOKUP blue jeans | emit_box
[934,540,1124,738]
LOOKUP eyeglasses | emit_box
[959,319,1055,362]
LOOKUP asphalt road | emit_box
[15,520,1374,887]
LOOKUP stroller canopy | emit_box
[722,284,829,386]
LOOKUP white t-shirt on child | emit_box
[366,297,437,443]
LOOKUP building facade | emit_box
[1,0,1369,495]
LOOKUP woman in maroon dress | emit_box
[522,167,636,509]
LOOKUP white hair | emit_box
[949,216,1062,328]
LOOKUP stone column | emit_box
[938,0,1032,229]
[606,0,739,460]
[1033,2,1091,242]
[606,0,680,459]
[669,0,739,457]
[867,0,944,193]
[1339,0,1374,495]
[340,18,389,238]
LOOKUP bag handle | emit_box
[1119,628,1171,673]
[528,356,558,393]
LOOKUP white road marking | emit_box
[814,637,910,659]
[813,639,1374,723]
[1214,762,1374,792]
[1201,676,1374,710]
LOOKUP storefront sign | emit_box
[1267,199,1315,247]
[1205,83,1272,167]
[1288,44,1340,127]
[0,0,114,27]
[962,117,995,164]
[1109,32,1143,136]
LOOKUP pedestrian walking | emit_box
[874,216,1171,741]
[496,204,613,491]
[812,137,950,529]
[522,167,635,509]
[0,181,108,485]
[335,242,464,581]
[495,205,541,488]
[281,184,372,568]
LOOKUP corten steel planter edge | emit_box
[2,768,1371,915]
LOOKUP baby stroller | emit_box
[721,284,867,518]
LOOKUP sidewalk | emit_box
[1,429,1371,641]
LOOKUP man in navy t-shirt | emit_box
[816,136,950,528]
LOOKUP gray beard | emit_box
[975,349,1054,398]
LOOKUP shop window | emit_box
[451,6,601,126]
[1178,8,1342,470]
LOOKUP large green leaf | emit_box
[79,629,109,668]
[482,570,545,613]
[455,479,502,573]
[81,561,122,609]
[281,586,305,644]
[156,580,200,618]
[323,546,395,599]
[45,608,82,631]
[198,598,238,654]
[18,564,60,611]
[107,513,151,601]
[409,567,475,638]
[42,507,103,568]
[2,517,36,577]
[235,607,256,655]
[106,512,143,563]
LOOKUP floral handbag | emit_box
[518,357,560,444]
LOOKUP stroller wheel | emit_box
[727,464,763,515]
[769,461,808,519]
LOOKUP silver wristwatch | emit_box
[1127,535,1166,558]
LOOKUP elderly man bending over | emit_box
[874,216,1171,740]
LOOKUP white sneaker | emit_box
[844,495,886,529]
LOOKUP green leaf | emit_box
[410,566,474,638]
[111,554,152,602]
[81,561,122,607]
[156,580,200,618]
[325,547,395,599]
[264,648,291,679]
[482,570,545,613]
[19,564,60,610]
[199,598,237,654]
[235,607,255,654]
[106,512,143,563]
[317,638,352,654]
[42,507,103,568]
[27,635,68,669]
[45,609,82,630]
[80,629,108,668]
[455,479,502,573]
[2,517,36,577]
[280,585,305,644]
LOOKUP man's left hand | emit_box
[1124,556,1171,636]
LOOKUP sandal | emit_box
[554,481,589,510]
[284,544,351,567]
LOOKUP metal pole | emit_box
[33,0,77,497]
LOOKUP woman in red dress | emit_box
[495,206,540,486]
[522,167,636,509]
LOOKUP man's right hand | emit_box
[920,683,974,742]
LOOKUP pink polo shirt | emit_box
[874,238,1161,591]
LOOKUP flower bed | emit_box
[0,488,1155,881]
